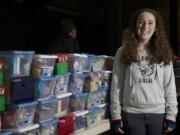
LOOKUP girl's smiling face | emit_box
[136,12,156,44]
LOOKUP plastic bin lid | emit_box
[102,70,112,74]
[71,92,88,97]
[39,119,59,127]
[7,101,38,109]
[89,107,101,113]
[0,131,12,135]
[38,98,58,104]
[96,103,108,108]
[81,53,95,56]
[55,72,71,77]
[68,53,88,57]
[56,92,72,99]
[71,73,86,77]
[107,56,114,59]
[34,54,57,59]
[94,55,108,58]
[99,87,109,92]
[0,51,35,54]
[74,110,89,117]
[10,124,39,133]
[36,76,57,81]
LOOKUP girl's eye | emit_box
[138,21,144,25]
[149,22,153,25]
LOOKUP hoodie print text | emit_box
[135,53,155,84]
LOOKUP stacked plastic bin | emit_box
[67,54,114,132]
[0,51,40,134]
[67,53,92,132]
[54,54,71,118]
[83,55,113,127]
[53,53,74,135]
[31,54,59,135]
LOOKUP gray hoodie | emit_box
[110,47,178,121]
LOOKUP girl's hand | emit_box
[115,128,125,134]
[163,119,176,133]
[163,127,174,133]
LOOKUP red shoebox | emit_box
[58,113,74,135]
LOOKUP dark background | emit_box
[0,0,179,56]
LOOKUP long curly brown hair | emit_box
[120,8,173,65]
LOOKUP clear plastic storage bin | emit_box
[68,54,93,73]
[83,71,103,92]
[55,73,70,95]
[69,73,86,94]
[1,101,37,129]
[96,103,108,120]
[99,88,109,104]
[86,108,101,127]
[85,91,100,109]
[34,76,57,100]
[0,51,34,77]
[35,98,58,122]
[38,119,58,135]
[69,93,88,112]
[102,71,112,88]
[91,55,107,72]
[74,111,88,131]
[11,124,39,135]
[55,93,72,118]
[31,55,57,78]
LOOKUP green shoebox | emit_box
[54,63,68,75]
[0,96,5,111]
[0,71,3,85]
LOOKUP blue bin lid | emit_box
[39,119,59,127]
[55,72,71,78]
[71,73,86,77]
[36,76,57,81]
[38,98,58,104]
[99,87,109,92]
[71,92,88,97]
[89,107,101,113]
[8,101,38,109]
[0,131,12,135]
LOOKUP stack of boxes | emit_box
[31,54,59,135]
[0,51,114,135]
[54,53,74,135]
[67,54,113,132]
[0,51,38,135]
[83,55,112,128]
